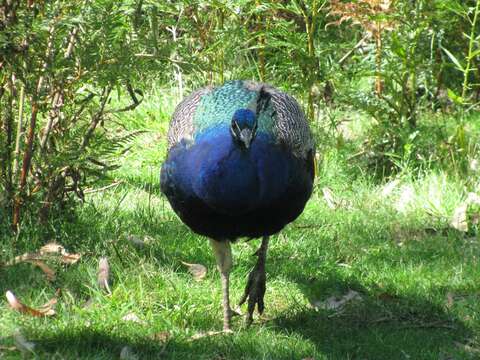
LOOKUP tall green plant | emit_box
[441,0,480,107]
[0,0,149,229]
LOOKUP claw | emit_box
[238,236,269,326]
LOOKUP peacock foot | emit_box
[238,261,266,326]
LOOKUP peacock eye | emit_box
[233,120,241,133]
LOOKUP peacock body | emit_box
[160,80,315,330]
[161,80,315,239]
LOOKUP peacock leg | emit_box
[209,239,233,332]
[238,235,269,326]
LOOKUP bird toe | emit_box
[239,264,266,326]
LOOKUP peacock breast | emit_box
[183,126,292,215]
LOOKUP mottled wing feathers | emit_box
[271,90,314,157]
[167,86,213,148]
[244,81,314,157]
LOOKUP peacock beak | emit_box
[239,128,253,149]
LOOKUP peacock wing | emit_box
[243,80,315,159]
[167,86,214,149]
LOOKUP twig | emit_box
[110,239,127,268]
[125,81,140,105]
[12,103,39,229]
[39,90,63,151]
[84,181,123,194]
[3,77,14,204]
[40,26,79,151]
[338,34,370,66]
[12,84,25,181]
[64,27,79,59]
[80,85,112,150]
[105,82,143,114]
[71,93,95,124]
[347,149,368,161]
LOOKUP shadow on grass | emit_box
[20,278,471,360]
[271,271,471,359]
[116,173,163,196]
[21,329,307,359]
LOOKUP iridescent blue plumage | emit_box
[160,80,315,329]
[232,109,256,128]
[161,81,314,240]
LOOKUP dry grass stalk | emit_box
[328,0,396,95]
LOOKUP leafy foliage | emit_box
[1,0,480,228]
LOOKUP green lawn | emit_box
[1,90,479,359]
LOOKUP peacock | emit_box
[160,80,315,331]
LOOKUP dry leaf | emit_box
[450,203,468,232]
[0,345,17,353]
[59,253,81,265]
[39,243,64,254]
[189,330,228,341]
[122,312,145,325]
[322,187,337,209]
[150,331,170,342]
[446,292,454,308]
[40,242,81,264]
[13,331,35,354]
[82,297,95,309]
[322,187,351,209]
[377,292,398,302]
[181,261,207,281]
[120,346,139,360]
[6,290,57,317]
[328,0,396,36]
[6,242,81,267]
[27,260,56,281]
[143,235,154,244]
[5,252,40,265]
[39,291,60,312]
[126,234,154,248]
[472,213,480,226]
[312,290,362,311]
[97,257,111,294]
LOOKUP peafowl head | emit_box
[230,109,257,149]
[230,87,272,150]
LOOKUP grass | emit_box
[1,88,480,359]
